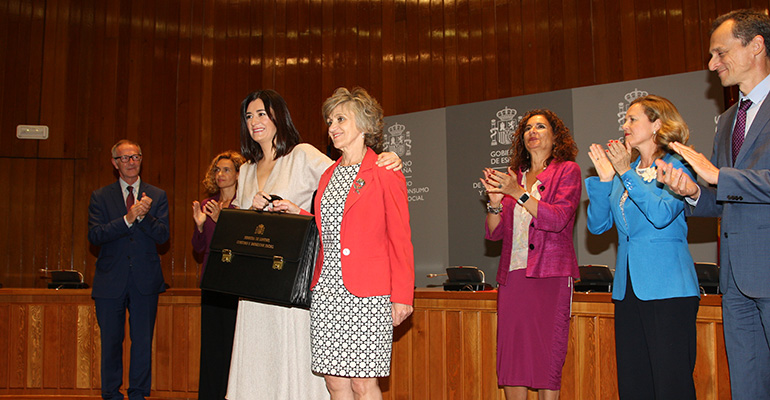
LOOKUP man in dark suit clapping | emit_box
[88,139,169,400]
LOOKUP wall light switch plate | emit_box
[17,125,49,139]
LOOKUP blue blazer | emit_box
[586,153,700,301]
[691,98,770,298]
[88,180,169,298]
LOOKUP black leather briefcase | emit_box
[200,209,319,308]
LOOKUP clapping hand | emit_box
[605,139,632,176]
[588,143,615,182]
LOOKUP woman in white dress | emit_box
[226,89,401,400]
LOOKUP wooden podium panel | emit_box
[383,289,730,400]
[0,288,729,399]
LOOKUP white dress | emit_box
[310,164,392,377]
[226,144,332,400]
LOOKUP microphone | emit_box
[426,273,447,278]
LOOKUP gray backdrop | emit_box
[386,70,723,287]
[383,109,448,287]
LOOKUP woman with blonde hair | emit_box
[275,87,414,399]
[586,94,700,399]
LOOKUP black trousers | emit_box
[614,276,699,400]
[197,290,239,400]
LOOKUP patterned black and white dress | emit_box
[310,163,393,378]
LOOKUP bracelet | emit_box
[487,201,503,215]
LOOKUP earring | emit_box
[652,130,657,135]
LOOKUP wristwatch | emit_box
[517,193,530,205]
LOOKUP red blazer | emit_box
[308,148,415,305]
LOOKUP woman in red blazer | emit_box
[481,109,581,400]
[276,87,414,399]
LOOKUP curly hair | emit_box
[202,151,247,195]
[322,87,385,153]
[509,109,578,172]
[239,90,302,163]
[628,95,689,160]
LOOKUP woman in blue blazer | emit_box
[585,95,700,400]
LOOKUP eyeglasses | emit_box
[113,154,143,163]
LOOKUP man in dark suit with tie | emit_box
[656,9,770,399]
[88,139,170,400]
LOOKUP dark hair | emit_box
[239,90,301,163]
[202,151,247,195]
[509,109,577,171]
[322,87,385,153]
[712,9,770,59]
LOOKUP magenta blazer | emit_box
[485,160,582,284]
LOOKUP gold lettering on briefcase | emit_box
[254,224,265,235]
[272,256,284,270]
[222,249,233,263]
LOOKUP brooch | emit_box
[636,166,657,183]
[353,178,366,194]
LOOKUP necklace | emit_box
[635,165,657,182]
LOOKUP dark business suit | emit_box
[690,93,770,398]
[88,180,169,400]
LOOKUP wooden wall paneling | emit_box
[443,0,459,107]
[0,305,7,388]
[381,0,396,115]
[600,0,623,84]
[694,320,717,399]
[536,0,554,93]
[370,1,384,112]
[494,1,511,101]
[547,0,566,91]
[58,304,78,389]
[683,0,705,71]
[458,0,473,103]
[275,0,290,95]
[403,0,419,111]
[560,0,578,90]
[354,0,371,92]
[407,309,428,399]
[76,305,93,389]
[481,0,497,100]
[461,311,481,398]
[170,303,190,392]
[666,0,688,75]
[427,309,445,399]
[616,0,637,82]
[416,0,430,109]
[467,0,484,103]
[590,0,610,86]
[154,304,172,392]
[42,305,61,388]
[9,304,26,388]
[1,0,39,160]
[26,305,41,388]
[444,310,462,399]
[186,305,201,392]
[390,0,407,116]
[480,311,501,400]
[652,0,674,77]
[597,316,618,398]
[519,0,537,94]
[429,0,445,109]
[505,0,522,98]
[0,159,7,284]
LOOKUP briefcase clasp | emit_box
[222,249,233,263]
[272,256,284,270]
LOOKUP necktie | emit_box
[126,186,135,213]
[732,98,753,164]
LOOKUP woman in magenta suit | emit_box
[480,109,581,400]
[276,87,414,399]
